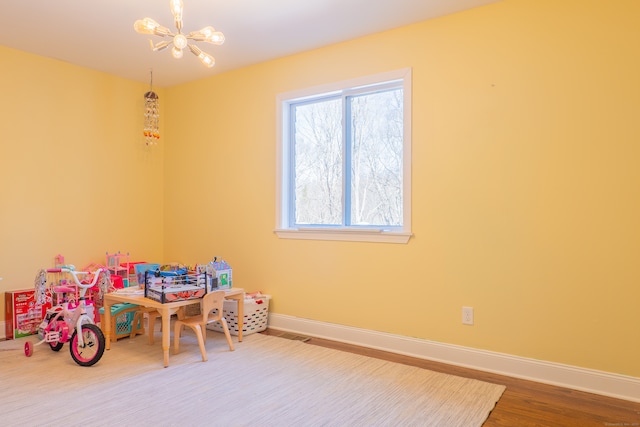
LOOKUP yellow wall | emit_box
[164,0,640,377]
[1,0,638,378]
[0,47,165,305]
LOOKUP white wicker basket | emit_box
[207,295,270,336]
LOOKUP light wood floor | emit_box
[263,329,640,427]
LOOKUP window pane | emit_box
[293,98,342,225]
[349,89,403,226]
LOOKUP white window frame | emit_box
[275,68,412,244]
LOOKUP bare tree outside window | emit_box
[291,86,403,228]
[293,98,342,225]
[350,89,403,226]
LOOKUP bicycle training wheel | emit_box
[49,321,65,351]
[69,324,105,366]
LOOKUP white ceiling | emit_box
[0,0,500,88]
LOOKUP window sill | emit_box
[274,228,412,244]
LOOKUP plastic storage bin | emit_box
[99,303,143,341]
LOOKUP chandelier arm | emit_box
[186,34,204,43]
[148,26,177,38]
[152,25,174,37]
[152,40,172,52]
[188,44,202,56]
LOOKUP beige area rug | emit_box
[0,331,505,426]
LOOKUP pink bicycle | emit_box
[26,267,109,366]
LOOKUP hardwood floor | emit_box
[263,329,640,427]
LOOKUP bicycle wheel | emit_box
[69,324,105,366]
[50,340,64,351]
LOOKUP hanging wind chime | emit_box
[144,71,160,145]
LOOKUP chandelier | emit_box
[134,0,225,68]
[144,71,160,145]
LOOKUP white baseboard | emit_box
[268,313,640,403]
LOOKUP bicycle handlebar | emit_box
[46,268,106,289]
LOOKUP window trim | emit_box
[275,68,412,244]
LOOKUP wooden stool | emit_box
[131,307,160,344]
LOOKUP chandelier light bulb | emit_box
[189,44,215,68]
[170,1,184,19]
[173,34,188,50]
[171,45,184,59]
[134,18,170,36]
[134,18,157,35]
[169,0,184,31]
[209,32,225,45]
[198,52,215,68]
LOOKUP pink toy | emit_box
[27,267,109,366]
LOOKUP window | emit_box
[276,68,412,243]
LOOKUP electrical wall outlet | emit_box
[462,306,474,325]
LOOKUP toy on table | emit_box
[106,251,130,287]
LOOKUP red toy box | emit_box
[5,289,50,339]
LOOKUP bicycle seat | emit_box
[54,286,76,293]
